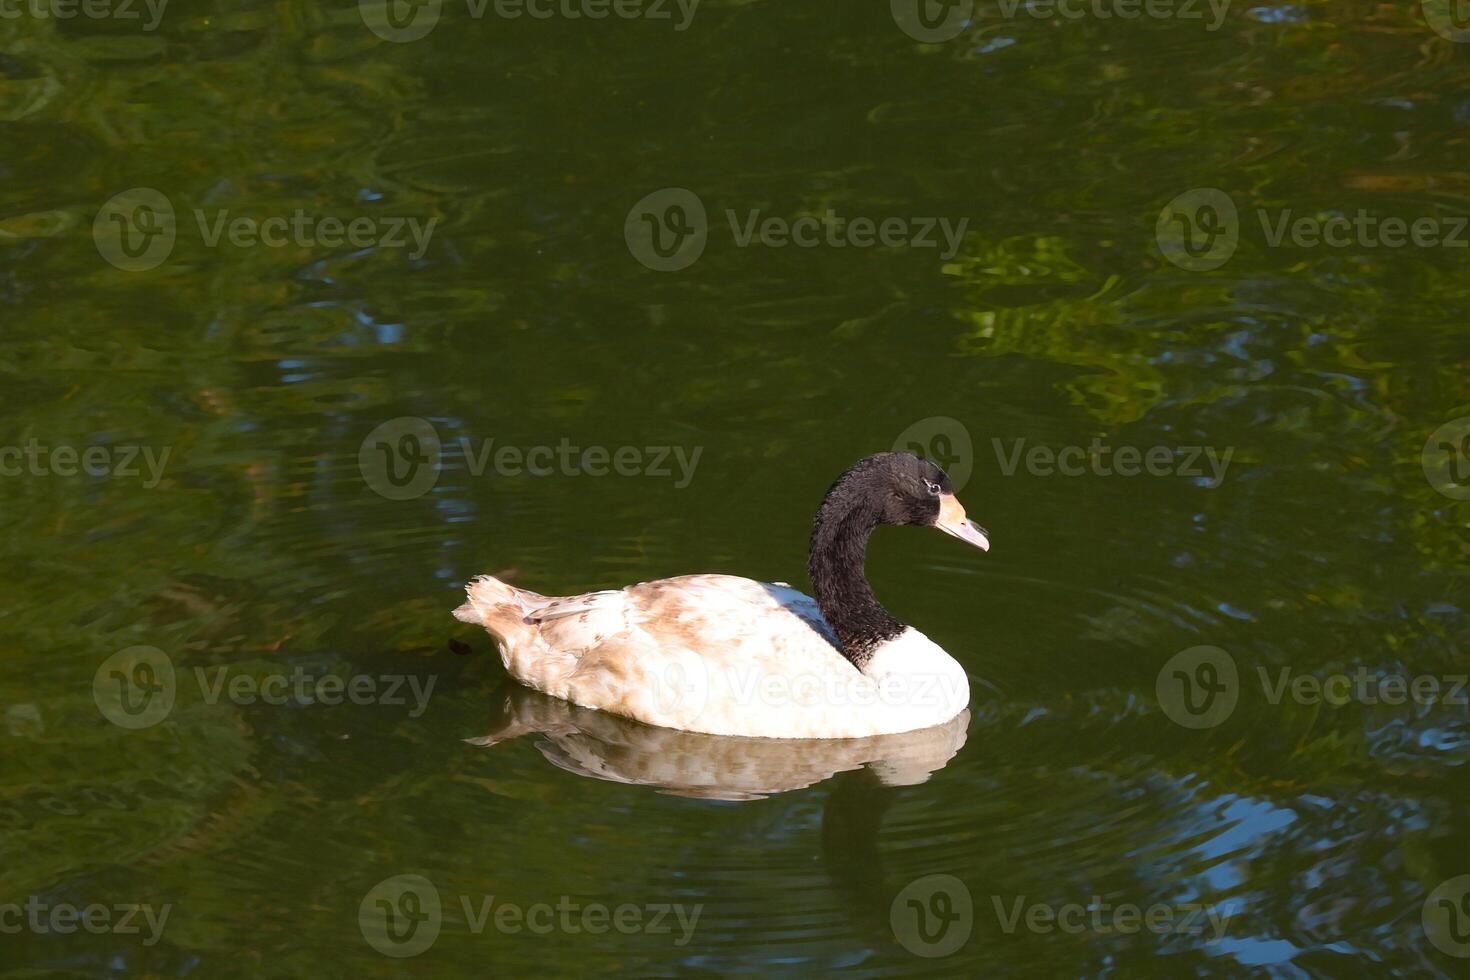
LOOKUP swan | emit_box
[453,452,990,739]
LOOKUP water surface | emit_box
[2,1,1469,975]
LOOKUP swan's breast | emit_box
[859,628,971,728]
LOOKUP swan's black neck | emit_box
[808,487,905,669]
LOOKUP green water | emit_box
[3,0,1470,975]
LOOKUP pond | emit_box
[2,0,1468,975]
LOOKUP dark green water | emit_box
[3,0,1470,975]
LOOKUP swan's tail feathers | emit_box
[453,575,546,646]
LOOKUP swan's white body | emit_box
[454,573,970,739]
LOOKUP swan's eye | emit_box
[924,480,941,495]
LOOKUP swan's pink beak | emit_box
[936,493,989,552]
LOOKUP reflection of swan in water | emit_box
[466,683,970,801]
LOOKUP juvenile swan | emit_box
[454,452,990,739]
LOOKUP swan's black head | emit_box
[817,452,990,549]
[808,452,989,665]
